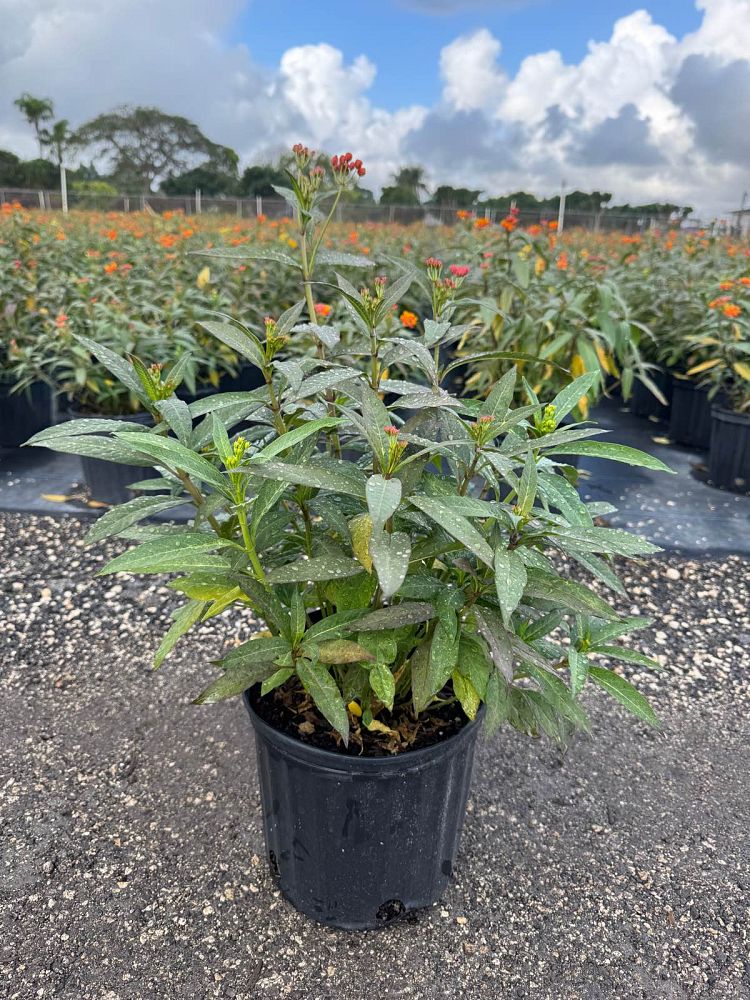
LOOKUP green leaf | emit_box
[25,418,151,445]
[494,548,527,626]
[316,639,374,664]
[211,413,233,464]
[366,475,401,532]
[99,534,230,576]
[480,367,516,421]
[219,635,291,669]
[116,432,228,491]
[554,526,661,557]
[413,612,459,714]
[236,578,290,638]
[297,659,349,743]
[516,453,538,515]
[254,418,343,461]
[265,554,363,584]
[73,335,149,405]
[316,248,374,268]
[547,440,675,473]
[410,494,494,568]
[568,648,589,697]
[304,610,364,644]
[29,434,154,465]
[193,661,277,704]
[524,568,617,619]
[169,573,237,601]
[249,479,289,542]
[369,663,395,711]
[260,667,294,696]
[154,398,192,444]
[154,599,207,669]
[369,530,411,600]
[548,372,600,423]
[290,589,306,644]
[588,666,659,726]
[199,319,265,369]
[484,669,510,735]
[250,459,367,499]
[354,602,435,631]
[85,495,185,544]
[452,670,481,720]
[474,607,514,681]
[594,645,663,670]
[196,245,300,269]
[455,635,491,698]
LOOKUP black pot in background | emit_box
[244,689,481,931]
[69,410,159,505]
[0,380,53,448]
[669,379,714,449]
[709,407,750,493]
[630,371,672,421]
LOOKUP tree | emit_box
[13,94,54,157]
[162,163,238,197]
[40,119,72,167]
[72,106,238,192]
[392,166,429,201]
[431,185,481,208]
[238,163,286,198]
[0,150,23,186]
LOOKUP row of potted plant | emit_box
[26,146,672,930]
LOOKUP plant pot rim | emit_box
[711,406,750,424]
[242,687,482,774]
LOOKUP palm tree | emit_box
[40,119,71,167]
[13,94,54,157]
[392,166,429,202]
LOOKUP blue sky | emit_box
[234,0,702,109]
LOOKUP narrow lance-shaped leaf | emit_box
[193,661,278,704]
[370,530,411,600]
[588,666,659,727]
[297,659,350,744]
[410,494,494,568]
[494,547,527,627]
[85,495,186,545]
[366,474,401,532]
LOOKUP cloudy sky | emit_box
[1,0,749,214]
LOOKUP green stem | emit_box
[236,500,266,582]
[175,468,222,534]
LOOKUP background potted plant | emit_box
[27,146,672,930]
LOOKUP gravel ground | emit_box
[1,513,748,1000]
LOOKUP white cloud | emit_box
[0,0,748,215]
[440,29,506,112]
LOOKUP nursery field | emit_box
[2,157,750,1000]
[2,202,749,417]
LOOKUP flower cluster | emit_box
[331,152,366,186]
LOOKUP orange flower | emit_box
[103,262,118,274]
[105,229,118,240]
[54,313,68,328]
[738,276,750,286]
[456,210,471,220]
[719,281,734,290]
[500,216,517,232]
[723,303,741,318]
[314,303,332,318]
[400,310,418,329]
[556,252,569,271]
[708,295,730,309]
[548,220,558,231]
[474,217,490,229]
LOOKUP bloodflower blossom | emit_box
[723,303,741,318]
[719,281,734,290]
[384,425,400,436]
[556,252,569,271]
[424,257,442,269]
[708,296,730,309]
[449,265,470,278]
[400,310,418,329]
[314,303,332,317]
[103,262,118,274]
[54,314,68,328]
[474,217,490,229]
[331,152,366,179]
[739,276,750,286]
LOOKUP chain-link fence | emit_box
[0,186,692,232]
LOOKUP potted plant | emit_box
[27,146,672,930]
[689,285,750,490]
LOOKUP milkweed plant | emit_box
[27,144,673,751]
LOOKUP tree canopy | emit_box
[72,106,238,192]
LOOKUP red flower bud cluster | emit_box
[424,257,443,269]
[384,425,400,436]
[331,152,366,177]
[449,265,469,278]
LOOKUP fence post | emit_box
[38,190,45,209]
[124,196,130,212]
[140,194,146,212]
[195,188,202,214]
[256,195,262,217]
[236,199,242,218]
[60,165,68,214]
[557,182,566,234]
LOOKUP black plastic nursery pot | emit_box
[668,379,713,450]
[630,371,673,421]
[243,689,481,931]
[709,407,750,492]
[0,379,53,448]
[69,410,159,505]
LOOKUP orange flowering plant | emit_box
[684,281,750,412]
[27,144,672,754]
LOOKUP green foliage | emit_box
[23,145,672,750]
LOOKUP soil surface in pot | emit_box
[249,678,469,757]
